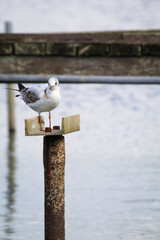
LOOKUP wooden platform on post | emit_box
[25,114,80,240]
[25,114,80,136]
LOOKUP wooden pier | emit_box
[0,30,160,77]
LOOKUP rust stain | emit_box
[44,136,65,240]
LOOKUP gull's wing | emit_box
[20,84,48,104]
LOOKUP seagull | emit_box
[16,77,61,130]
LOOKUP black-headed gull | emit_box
[16,77,61,130]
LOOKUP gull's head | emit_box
[48,77,59,90]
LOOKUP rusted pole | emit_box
[43,136,65,240]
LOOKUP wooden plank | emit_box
[0,31,159,77]
[25,115,80,136]
[1,42,160,57]
[62,115,80,134]
[25,116,46,136]
[0,31,160,43]
[0,56,160,76]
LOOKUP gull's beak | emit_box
[50,85,55,90]
[49,84,55,90]
[48,78,59,90]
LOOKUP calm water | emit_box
[0,0,160,32]
[1,83,160,240]
[1,0,160,239]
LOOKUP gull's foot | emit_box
[40,128,45,131]
[53,126,60,130]
[45,127,52,132]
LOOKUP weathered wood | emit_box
[14,42,45,55]
[7,85,15,132]
[0,56,160,76]
[142,44,160,56]
[0,43,13,55]
[1,42,160,57]
[25,115,80,136]
[5,21,15,133]
[25,116,45,135]
[0,30,160,43]
[0,31,160,76]
[78,43,107,56]
[108,44,141,57]
[46,43,77,56]
[62,115,80,134]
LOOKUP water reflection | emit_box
[4,132,17,238]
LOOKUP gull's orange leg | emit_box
[39,113,43,131]
[49,111,51,129]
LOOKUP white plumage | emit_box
[17,77,61,130]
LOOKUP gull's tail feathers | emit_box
[6,83,25,97]
[6,87,19,91]
[18,83,25,91]
[6,87,20,97]
[6,82,25,92]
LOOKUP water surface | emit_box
[1,84,160,239]
[1,0,160,239]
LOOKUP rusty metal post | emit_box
[43,136,65,240]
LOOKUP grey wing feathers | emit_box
[21,88,40,104]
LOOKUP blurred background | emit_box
[1,0,160,32]
[0,0,160,240]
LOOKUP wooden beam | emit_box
[25,115,80,136]
[0,30,160,43]
[0,31,160,76]
[0,56,160,76]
